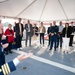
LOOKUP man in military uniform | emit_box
[0,23,9,68]
[0,52,32,75]
[50,21,58,51]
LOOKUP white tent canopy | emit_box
[0,0,75,21]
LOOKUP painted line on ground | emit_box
[13,50,75,73]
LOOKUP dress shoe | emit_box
[49,48,52,50]
[5,52,8,55]
[19,47,23,50]
[17,48,20,51]
[9,51,12,54]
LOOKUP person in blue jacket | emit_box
[0,26,8,68]
[0,52,33,75]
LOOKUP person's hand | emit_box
[20,32,22,36]
[6,34,12,36]
[2,43,9,49]
[48,32,51,35]
[34,29,36,31]
[51,33,54,36]
[58,34,60,37]
[54,32,56,34]
[2,35,6,40]
[14,35,16,38]
[10,34,12,36]
[17,53,33,61]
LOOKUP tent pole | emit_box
[16,0,36,17]
[39,0,48,21]
[0,0,10,3]
[58,0,68,20]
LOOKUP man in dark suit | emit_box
[15,18,24,50]
[47,23,52,46]
[69,22,75,46]
[25,20,33,47]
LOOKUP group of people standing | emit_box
[0,19,32,75]
[47,21,75,51]
[13,19,75,52]
[0,19,75,75]
[14,19,46,50]
[0,20,14,55]
[0,18,75,55]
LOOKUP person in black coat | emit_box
[15,18,24,50]
[62,23,71,38]
[69,22,75,46]
[62,23,72,47]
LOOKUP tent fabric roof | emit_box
[0,0,75,21]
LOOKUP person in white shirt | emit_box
[57,21,64,49]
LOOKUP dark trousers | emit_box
[48,35,51,46]
[26,32,31,46]
[57,34,62,47]
[0,51,5,68]
[8,43,12,52]
[69,35,74,46]
[50,35,57,50]
[5,42,12,53]
[16,35,22,48]
[40,33,44,45]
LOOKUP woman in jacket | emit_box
[62,23,71,53]
[38,22,46,46]
[5,24,14,54]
